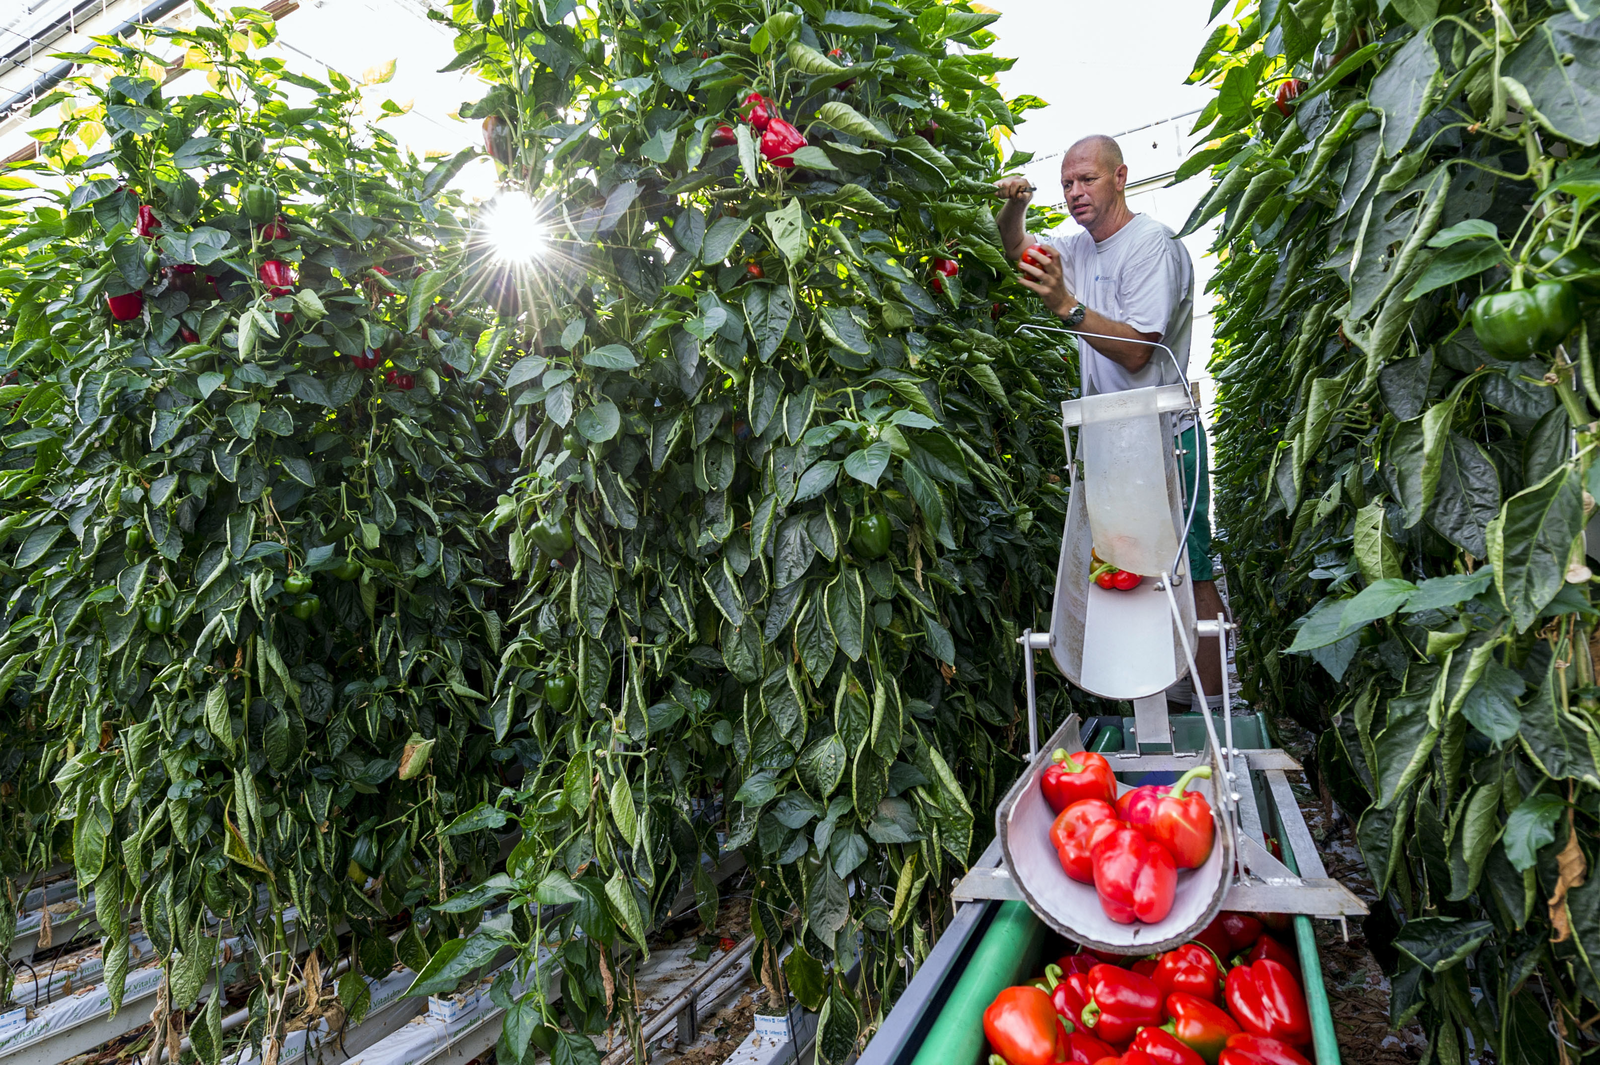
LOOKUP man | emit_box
[995,134,1225,706]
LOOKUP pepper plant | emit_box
[405,0,1084,1059]
[1189,0,1600,1059]
[0,5,521,1059]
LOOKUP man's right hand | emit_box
[994,176,1034,205]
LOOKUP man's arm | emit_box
[994,177,1034,261]
[1017,252,1160,371]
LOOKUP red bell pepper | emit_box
[106,291,144,321]
[743,91,773,131]
[1163,993,1240,1063]
[1247,936,1294,970]
[1055,952,1101,976]
[1041,748,1118,811]
[1224,960,1311,1048]
[1153,944,1221,1004]
[1051,799,1119,883]
[1111,568,1141,590]
[258,259,294,296]
[982,986,1060,1065]
[1062,1029,1119,1063]
[1084,1052,1157,1065]
[1091,826,1177,924]
[1217,1035,1311,1065]
[712,124,737,147]
[1037,964,1093,1026]
[257,215,290,241]
[1131,957,1159,978]
[135,204,160,237]
[759,118,807,167]
[1079,964,1163,1046]
[1194,913,1263,961]
[1131,1028,1206,1065]
[1117,765,1215,869]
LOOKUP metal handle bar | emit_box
[1019,324,1204,583]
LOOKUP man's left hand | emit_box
[1017,246,1074,318]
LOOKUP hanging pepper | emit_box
[258,259,294,295]
[1051,798,1120,884]
[760,118,807,168]
[530,514,574,555]
[142,603,173,635]
[712,124,738,147]
[1040,748,1118,811]
[1532,242,1600,298]
[1079,964,1164,1045]
[135,204,161,237]
[1091,825,1177,923]
[742,91,773,131]
[1163,992,1241,1063]
[106,291,144,321]
[981,986,1060,1065]
[1246,935,1294,970]
[851,513,891,559]
[482,114,515,165]
[1223,960,1311,1048]
[1153,943,1222,1004]
[257,214,290,241]
[1116,765,1215,869]
[1194,913,1264,961]
[1131,1027,1206,1065]
[1217,1034,1311,1065]
[543,673,576,713]
[1470,277,1580,358]
[240,183,278,224]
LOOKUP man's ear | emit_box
[1115,164,1129,191]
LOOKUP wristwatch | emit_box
[1062,301,1087,328]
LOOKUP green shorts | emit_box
[1179,424,1215,583]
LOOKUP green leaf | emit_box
[702,216,752,264]
[575,399,621,442]
[404,932,502,997]
[1459,658,1524,743]
[766,199,807,266]
[816,101,893,142]
[1354,500,1404,582]
[1406,240,1506,300]
[825,569,867,661]
[1488,464,1585,632]
[797,734,849,798]
[843,443,891,487]
[783,944,828,1011]
[1504,14,1600,147]
[407,270,447,334]
[582,344,638,370]
[1394,917,1493,972]
[1504,793,1565,871]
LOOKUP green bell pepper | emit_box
[125,526,145,551]
[290,594,321,620]
[332,558,363,581]
[284,572,314,594]
[851,513,892,559]
[1533,242,1600,298]
[143,603,172,635]
[240,184,278,225]
[1470,279,1580,359]
[544,672,576,713]
[529,514,574,555]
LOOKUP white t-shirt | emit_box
[1039,213,1195,402]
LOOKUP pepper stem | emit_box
[1051,748,1084,773]
[1042,963,1062,990]
[989,1057,1008,1065]
[1081,999,1101,1029]
[1168,764,1213,799]
[1512,261,1526,290]
[1057,1012,1075,1034]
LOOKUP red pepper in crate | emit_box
[1247,935,1294,970]
[1079,964,1164,1046]
[1194,914,1264,962]
[1163,992,1241,1063]
[1117,765,1216,869]
[1131,1027,1206,1065]
[982,986,1060,1065]
[1055,951,1101,976]
[1052,799,1120,883]
[1041,748,1117,811]
[1217,1034,1310,1065]
[1091,826,1176,924]
[1153,944,1221,1004]
[1224,960,1311,1048]
[1063,1029,1119,1063]
[1083,1051,1157,1065]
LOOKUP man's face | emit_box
[1060,148,1126,230]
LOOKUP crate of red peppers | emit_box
[982,911,1314,1065]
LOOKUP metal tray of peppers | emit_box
[856,715,1358,1065]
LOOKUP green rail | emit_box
[908,901,1046,1065]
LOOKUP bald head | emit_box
[1060,134,1131,239]
[1067,135,1124,171]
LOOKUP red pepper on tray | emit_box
[1079,964,1164,1046]
[1117,765,1216,869]
[1091,826,1177,924]
[1131,1027,1207,1065]
[1041,748,1118,811]
[1163,992,1241,1063]
[1194,913,1264,961]
[1247,935,1294,970]
[1217,1034,1311,1065]
[1224,960,1311,1048]
[1051,799,1120,884]
[982,986,1060,1065]
[1153,943,1222,1004]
